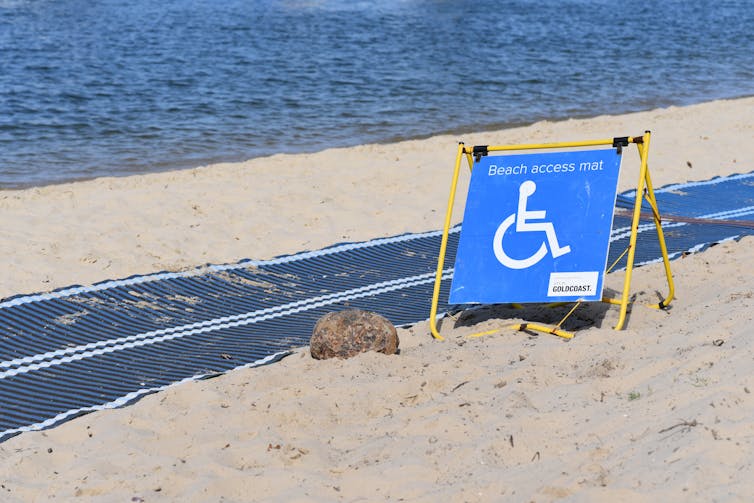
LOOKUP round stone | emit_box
[310,309,399,360]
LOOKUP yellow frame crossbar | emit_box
[429,131,674,341]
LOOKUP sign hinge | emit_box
[473,145,488,162]
[612,136,630,154]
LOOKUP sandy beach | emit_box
[1,97,753,501]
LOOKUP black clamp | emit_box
[612,136,630,155]
[473,145,488,163]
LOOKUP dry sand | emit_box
[1,97,753,501]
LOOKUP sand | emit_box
[1,97,753,501]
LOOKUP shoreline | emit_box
[4,93,754,192]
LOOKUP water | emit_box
[1,0,752,188]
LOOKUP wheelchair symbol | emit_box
[493,180,571,269]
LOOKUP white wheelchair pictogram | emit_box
[493,180,571,269]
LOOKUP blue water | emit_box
[1,0,753,188]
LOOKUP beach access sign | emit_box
[449,149,622,304]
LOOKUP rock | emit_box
[310,309,399,360]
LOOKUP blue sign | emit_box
[450,149,622,304]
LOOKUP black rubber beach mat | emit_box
[1,171,753,442]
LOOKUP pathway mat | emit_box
[2,171,753,441]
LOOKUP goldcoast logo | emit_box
[547,271,598,297]
[551,283,592,293]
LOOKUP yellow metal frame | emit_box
[429,131,675,341]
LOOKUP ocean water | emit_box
[1,0,752,188]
